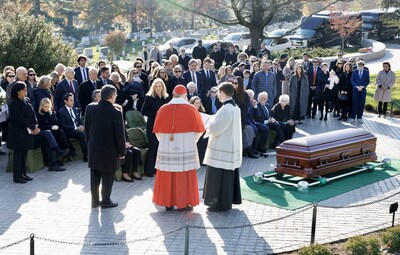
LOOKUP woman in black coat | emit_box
[7,82,40,183]
[141,78,169,177]
[271,95,296,140]
[33,75,54,112]
[317,63,330,120]
[337,63,353,121]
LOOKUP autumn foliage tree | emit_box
[329,12,362,50]
[104,30,126,61]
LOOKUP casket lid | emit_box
[282,128,373,148]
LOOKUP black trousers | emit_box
[0,120,8,142]
[13,150,27,180]
[307,90,318,116]
[267,122,285,145]
[378,102,388,116]
[66,130,87,158]
[90,169,114,204]
[144,131,158,175]
[121,147,141,174]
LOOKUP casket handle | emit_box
[283,159,301,169]
[319,157,329,167]
[361,147,371,156]
[340,152,351,160]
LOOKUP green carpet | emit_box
[241,160,400,211]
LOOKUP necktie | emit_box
[103,79,107,85]
[82,68,87,81]
[191,72,195,83]
[206,70,210,79]
[263,105,269,119]
[93,81,96,89]
[359,71,362,79]
[313,67,317,85]
[211,97,217,114]
[69,108,78,128]
[69,81,75,94]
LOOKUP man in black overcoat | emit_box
[85,85,126,209]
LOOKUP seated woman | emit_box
[271,95,295,141]
[113,104,143,182]
[36,98,71,170]
[92,89,101,103]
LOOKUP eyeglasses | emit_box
[7,75,15,78]
[29,74,36,76]
[136,66,142,68]
[210,90,217,93]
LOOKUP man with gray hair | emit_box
[85,85,126,209]
[54,67,80,111]
[6,67,29,106]
[79,67,99,116]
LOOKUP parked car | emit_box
[224,32,251,50]
[186,40,234,58]
[267,29,293,38]
[159,37,198,58]
[262,36,293,52]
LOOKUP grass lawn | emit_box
[365,70,400,115]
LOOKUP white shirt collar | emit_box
[169,97,189,105]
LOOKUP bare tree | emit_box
[163,0,353,50]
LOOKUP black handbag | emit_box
[339,94,348,101]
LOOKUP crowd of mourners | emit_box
[0,39,396,183]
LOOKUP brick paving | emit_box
[1,112,400,254]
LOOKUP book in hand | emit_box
[200,112,211,129]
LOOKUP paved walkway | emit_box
[1,112,400,255]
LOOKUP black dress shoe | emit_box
[122,176,134,182]
[306,115,311,119]
[69,151,78,157]
[14,178,27,184]
[132,175,143,181]
[101,201,118,209]
[91,201,100,208]
[312,115,316,119]
[57,160,65,166]
[23,175,33,181]
[165,206,174,211]
[56,149,70,160]
[207,207,227,212]
[246,148,259,159]
[319,116,323,120]
[49,164,66,171]
[324,116,327,121]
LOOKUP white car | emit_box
[224,32,251,50]
[263,36,293,52]
[159,37,198,57]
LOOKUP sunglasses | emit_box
[136,66,142,68]
[29,74,36,76]
[232,82,238,84]
[174,70,182,73]
[131,72,138,75]
[7,75,15,78]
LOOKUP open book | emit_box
[200,112,211,129]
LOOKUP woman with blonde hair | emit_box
[33,75,54,112]
[141,78,169,177]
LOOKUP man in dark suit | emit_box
[57,93,88,162]
[350,61,370,123]
[96,66,112,89]
[165,43,178,59]
[271,59,285,104]
[183,59,204,96]
[306,58,321,118]
[54,67,80,112]
[209,44,224,69]
[243,70,252,90]
[74,55,89,86]
[302,53,312,72]
[202,87,222,115]
[225,46,237,66]
[178,48,191,71]
[254,92,285,150]
[200,58,218,97]
[85,85,126,209]
[78,68,99,116]
[192,40,207,62]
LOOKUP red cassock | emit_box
[152,98,205,209]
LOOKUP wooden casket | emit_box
[275,128,377,178]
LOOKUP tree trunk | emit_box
[249,25,265,51]
[341,37,345,50]
[130,0,139,32]
[33,0,41,16]
[191,12,195,30]
[67,13,74,29]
